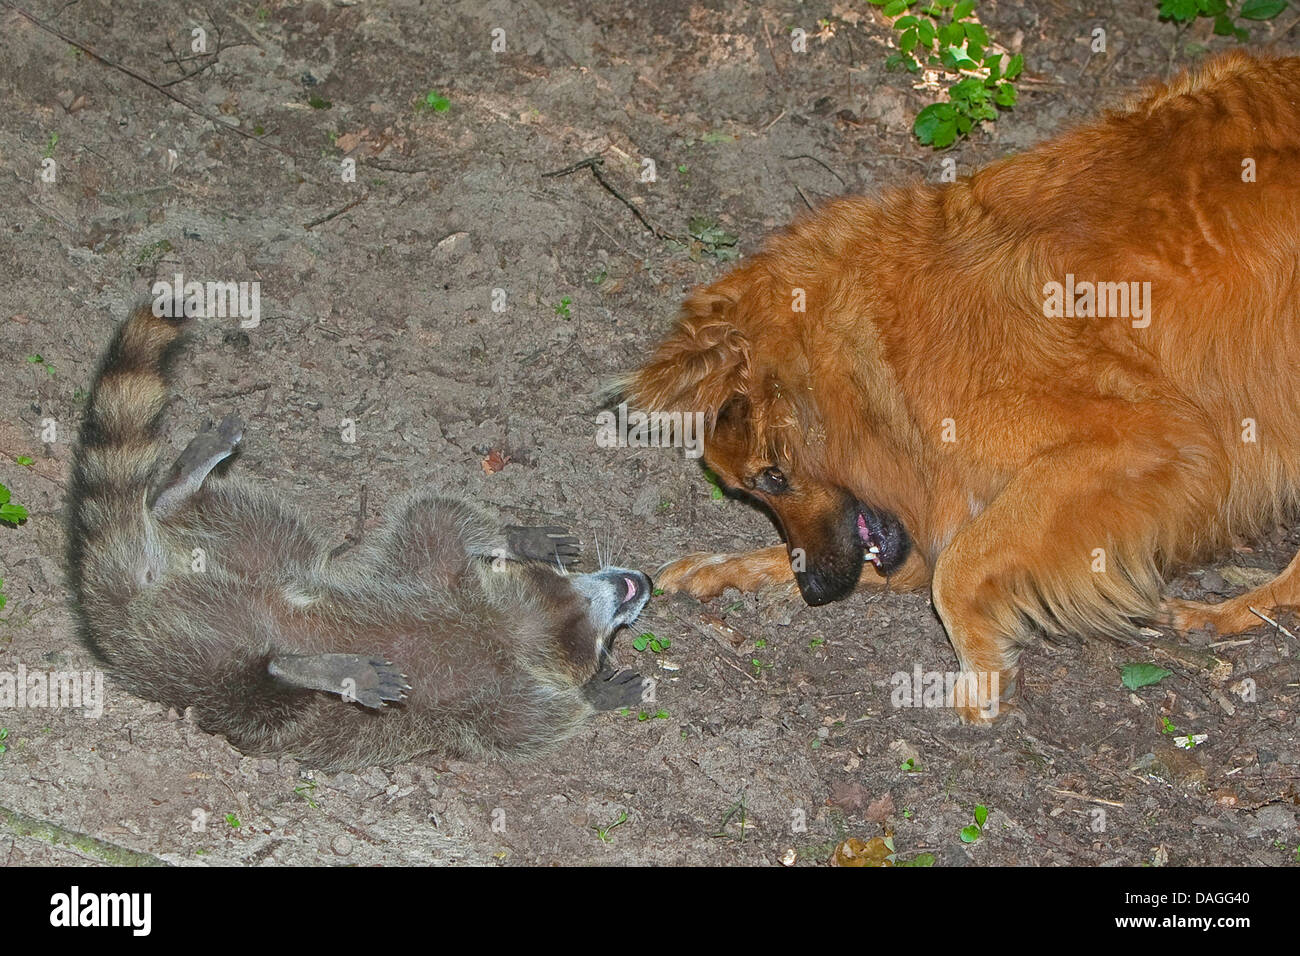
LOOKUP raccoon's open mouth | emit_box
[614,570,651,622]
[575,567,653,639]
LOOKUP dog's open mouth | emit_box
[853,505,910,573]
[857,511,883,566]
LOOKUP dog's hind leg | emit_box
[1163,549,1300,636]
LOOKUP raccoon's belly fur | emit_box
[66,306,650,771]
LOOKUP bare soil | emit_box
[0,0,1297,866]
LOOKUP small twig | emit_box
[1046,787,1125,808]
[541,155,685,242]
[792,183,814,211]
[762,20,785,78]
[207,382,272,401]
[303,191,370,230]
[758,108,786,132]
[782,154,847,186]
[1208,637,1255,649]
[1248,606,1297,642]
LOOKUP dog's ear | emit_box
[626,285,751,419]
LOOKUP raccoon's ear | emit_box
[623,285,751,423]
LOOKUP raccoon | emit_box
[66,306,652,771]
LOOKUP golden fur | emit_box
[628,51,1300,719]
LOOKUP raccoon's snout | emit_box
[573,567,652,638]
[614,569,651,621]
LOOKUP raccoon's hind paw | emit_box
[151,413,245,517]
[504,525,581,569]
[268,653,411,709]
[581,666,648,710]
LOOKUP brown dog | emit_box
[626,51,1300,720]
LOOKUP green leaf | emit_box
[1197,0,1228,13]
[994,82,1017,107]
[882,0,911,16]
[900,27,919,53]
[1004,53,1024,80]
[953,0,977,18]
[914,102,958,147]
[974,804,988,828]
[1121,662,1172,691]
[1240,0,1287,19]
[894,14,919,28]
[960,824,982,843]
[0,504,27,526]
[964,22,989,46]
[917,19,935,46]
[423,91,451,112]
[897,852,936,867]
[307,95,332,110]
[884,52,905,70]
[937,22,966,46]
[1159,0,1200,19]
[15,456,33,466]
[1213,12,1236,33]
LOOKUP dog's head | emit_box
[625,248,923,606]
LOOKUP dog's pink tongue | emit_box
[857,513,871,543]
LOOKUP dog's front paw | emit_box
[655,552,745,600]
[1160,596,1257,636]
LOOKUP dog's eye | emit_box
[761,467,787,491]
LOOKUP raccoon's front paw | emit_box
[269,653,411,709]
[581,665,648,710]
[504,525,581,569]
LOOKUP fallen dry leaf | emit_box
[831,836,893,867]
[481,449,511,474]
[865,792,895,825]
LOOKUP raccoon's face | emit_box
[510,564,651,674]
[571,567,652,650]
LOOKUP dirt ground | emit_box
[1,0,1298,867]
